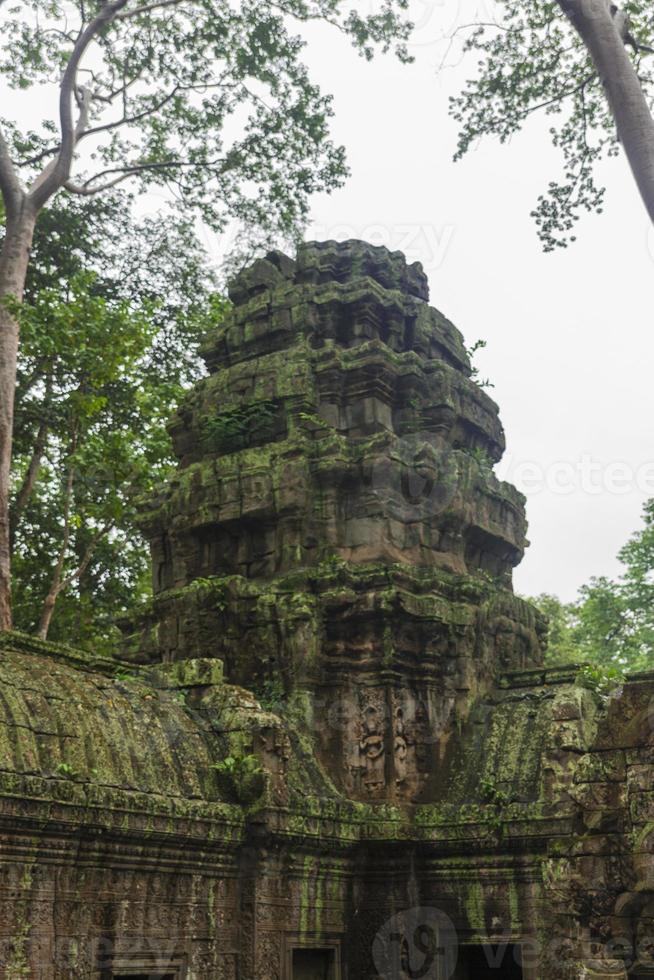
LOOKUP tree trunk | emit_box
[37,527,108,641]
[559,0,654,224]
[10,413,50,553]
[36,593,58,641]
[37,529,67,640]
[36,445,75,641]
[0,199,37,632]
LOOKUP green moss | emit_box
[4,849,37,977]
[508,881,520,932]
[575,663,624,700]
[633,821,654,850]
[212,754,266,805]
[465,882,486,934]
[5,919,31,976]
[0,629,124,676]
[299,854,315,936]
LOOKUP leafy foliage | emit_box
[212,753,266,804]
[466,339,495,390]
[531,592,582,666]
[533,499,654,671]
[0,0,413,252]
[575,663,624,700]
[0,0,414,632]
[449,1,654,248]
[479,777,510,806]
[202,400,280,455]
[7,194,226,649]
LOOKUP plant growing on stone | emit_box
[202,401,279,455]
[575,663,624,699]
[55,761,75,777]
[462,445,494,476]
[319,551,347,574]
[0,0,414,631]
[480,777,510,806]
[451,1,654,248]
[256,677,286,713]
[189,577,229,611]
[212,753,266,805]
[465,339,495,390]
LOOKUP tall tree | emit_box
[530,592,580,666]
[9,194,223,647]
[0,0,413,630]
[533,499,654,671]
[450,0,654,248]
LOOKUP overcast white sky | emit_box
[4,1,653,601]
[291,1,654,602]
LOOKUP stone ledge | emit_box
[0,629,126,675]
[148,657,225,689]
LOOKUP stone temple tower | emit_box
[124,240,544,804]
[1,241,652,979]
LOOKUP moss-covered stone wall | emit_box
[0,242,651,978]
[122,240,546,807]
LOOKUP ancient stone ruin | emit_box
[0,241,653,979]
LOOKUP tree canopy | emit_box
[450,1,654,248]
[0,0,414,631]
[8,194,224,648]
[0,0,412,243]
[534,499,654,671]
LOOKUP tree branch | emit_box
[64,168,154,195]
[28,0,131,210]
[114,0,186,20]
[19,75,237,172]
[10,369,54,549]
[71,85,183,143]
[33,431,113,640]
[17,73,147,170]
[517,72,597,120]
[64,157,224,196]
[557,0,654,224]
[80,79,237,142]
[59,522,110,593]
[9,416,49,552]
[0,126,24,213]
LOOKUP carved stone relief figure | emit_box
[360,701,386,796]
[389,691,435,800]
[394,706,408,788]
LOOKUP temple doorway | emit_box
[454,943,524,978]
[291,946,338,979]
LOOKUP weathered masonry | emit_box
[0,241,653,978]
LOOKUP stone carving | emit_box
[359,701,386,797]
[255,932,281,980]
[0,242,652,979]
[393,706,408,788]
[122,239,545,803]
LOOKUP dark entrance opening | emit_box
[292,946,336,980]
[455,943,524,978]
